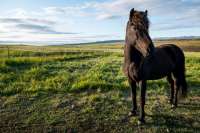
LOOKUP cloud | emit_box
[43,4,95,17]
[0,17,76,35]
[0,18,23,23]
[92,0,200,31]
[7,8,27,18]
[26,18,56,25]
[97,14,121,20]
[16,23,52,34]
[0,18,55,25]
[95,0,200,16]
[15,23,76,34]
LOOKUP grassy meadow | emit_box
[0,40,200,132]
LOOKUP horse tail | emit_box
[167,44,188,97]
[180,75,188,97]
[175,47,188,97]
[179,54,188,97]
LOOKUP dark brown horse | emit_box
[123,8,187,124]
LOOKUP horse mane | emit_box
[124,9,153,75]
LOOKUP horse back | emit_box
[141,44,185,80]
[156,44,185,64]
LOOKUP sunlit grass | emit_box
[0,43,199,132]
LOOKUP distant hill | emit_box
[154,36,200,41]
[64,40,125,45]
[65,36,200,45]
[0,36,200,46]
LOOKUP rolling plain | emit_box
[0,39,200,132]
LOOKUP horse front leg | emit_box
[128,78,137,116]
[138,80,146,124]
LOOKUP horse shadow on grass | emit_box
[145,108,200,131]
[85,79,200,131]
[143,80,200,131]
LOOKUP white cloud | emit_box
[0,3,118,44]
[43,3,96,17]
[93,0,200,19]
[93,0,200,32]
[7,8,28,18]
[97,14,121,20]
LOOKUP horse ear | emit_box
[129,8,134,19]
[145,10,148,16]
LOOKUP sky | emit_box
[0,0,200,44]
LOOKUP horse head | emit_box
[125,8,155,57]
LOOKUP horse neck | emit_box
[145,30,156,53]
[124,44,143,66]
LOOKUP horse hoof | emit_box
[168,100,173,104]
[128,110,137,117]
[137,119,145,125]
[171,104,177,109]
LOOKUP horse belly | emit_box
[142,57,174,80]
[146,68,171,80]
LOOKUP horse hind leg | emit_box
[167,74,174,105]
[172,70,185,108]
[173,77,180,108]
[173,60,188,107]
[174,73,188,107]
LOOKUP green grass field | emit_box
[0,42,200,132]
